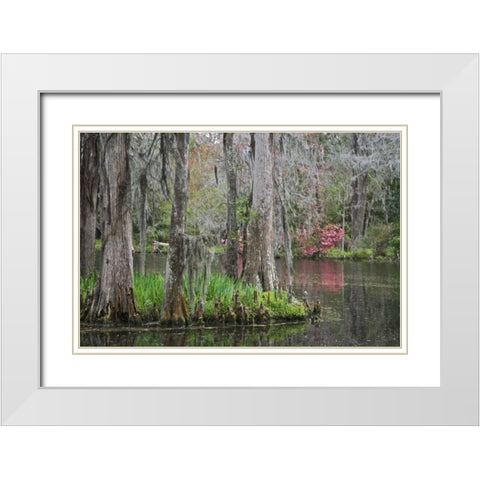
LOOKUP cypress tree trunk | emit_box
[137,170,148,275]
[350,133,368,243]
[278,186,293,292]
[89,133,137,322]
[223,133,239,279]
[243,133,278,291]
[161,133,190,323]
[80,133,100,277]
[137,133,159,275]
[351,168,368,242]
[275,134,293,291]
[138,171,148,253]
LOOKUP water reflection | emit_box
[81,323,308,348]
[279,259,345,296]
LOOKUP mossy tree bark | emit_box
[350,133,369,243]
[137,133,160,274]
[243,133,278,291]
[80,133,100,277]
[137,170,148,275]
[274,133,294,292]
[161,133,190,323]
[223,132,239,279]
[89,133,137,322]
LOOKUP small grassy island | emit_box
[81,271,311,326]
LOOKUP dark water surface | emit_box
[82,253,400,348]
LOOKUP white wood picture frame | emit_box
[1,54,478,425]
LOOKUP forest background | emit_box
[80,131,400,324]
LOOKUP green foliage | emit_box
[385,233,400,258]
[259,291,307,318]
[212,244,227,254]
[319,184,348,225]
[197,276,306,320]
[306,221,401,262]
[350,248,374,260]
[352,222,400,259]
[325,247,351,259]
[133,274,165,311]
[325,247,374,260]
[359,224,392,255]
[236,195,258,233]
[80,270,98,302]
[139,200,172,247]
[187,185,225,235]
[386,177,401,223]
[146,221,170,245]
[326,245,399,261]
[205,273,237,305]
[80,271,306,322]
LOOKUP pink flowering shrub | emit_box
[296,224,344,257]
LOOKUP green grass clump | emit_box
[196,274,306,320]
[80,271,307,323]
[133,273,165,311]
[258,290,307,318]
[206,272,237,302]
[80,270,98,302]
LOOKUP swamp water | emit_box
[80,254,400,348]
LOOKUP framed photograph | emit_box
[2,54,478,424]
